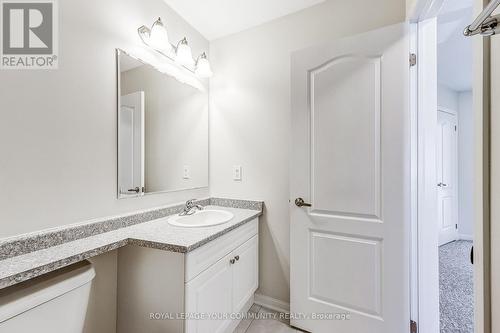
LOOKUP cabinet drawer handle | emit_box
[230,258,236,264]
[234,255,240,261]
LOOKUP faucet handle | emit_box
[185,199,197,208]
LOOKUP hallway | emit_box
[439,240,474,332]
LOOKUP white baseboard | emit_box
[459,234,473,241]
[254,293,290,314]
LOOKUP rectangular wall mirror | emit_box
[117,49,208,198]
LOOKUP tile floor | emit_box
[233,304,300,333]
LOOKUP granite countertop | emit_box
[0,203,262,289]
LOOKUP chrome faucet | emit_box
[179,199,204,216]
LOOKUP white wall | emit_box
[457,91,474,239]
[437,0,473,92]
[407,0,420,20]
[0,0,209,238]
[0,1,207,331]
[438,84,459,110]
[209,0,405,303]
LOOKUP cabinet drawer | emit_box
[185,219,258,282]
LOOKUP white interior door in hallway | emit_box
[437,110,459,246]
[290,23,410,333]
[118,91,144,196]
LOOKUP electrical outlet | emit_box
[183,165,190,179]
[233,165,242,181]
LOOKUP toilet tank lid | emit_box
[0,261,95,323]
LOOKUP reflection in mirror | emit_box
[117,49,208,198]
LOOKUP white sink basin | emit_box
[168,209,234,228]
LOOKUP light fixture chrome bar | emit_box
[464,0,500,36]
[137,25,150,45]
[137,18,213,77]
[137,26,195,73]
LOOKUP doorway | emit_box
[412,0,478,331]
[436,0,475,330]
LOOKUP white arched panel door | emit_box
[437,110,458,245]
[290,23,410,333]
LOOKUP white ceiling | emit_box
[163,0,325,40]
[437,0,473,92]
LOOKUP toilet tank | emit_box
[0,260,95,333]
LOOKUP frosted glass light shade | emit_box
[149,18,169,51]
[175,38,194,66]
[195,53,213,78]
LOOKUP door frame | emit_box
[409,0,490,332]
[409,16,440,333]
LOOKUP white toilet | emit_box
[0,261,95,333]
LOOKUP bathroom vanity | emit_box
[111,50,261,332]
[0,200,262,333]
[117,217,258,333]
[0,46,261,333]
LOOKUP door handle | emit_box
[127,187,141,193]
[295,198,312,207]
[437,183,448,187]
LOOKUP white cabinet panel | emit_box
[232,235,259,312]
[118,220,260,333]
[186,234,259,333]
[185,219,258,282]
[185,253,234,333]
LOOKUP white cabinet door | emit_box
[232,235,259,312]
[185,253,234,333]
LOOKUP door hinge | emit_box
[409,53,417,67]
[410,320,417,333]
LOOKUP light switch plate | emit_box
[233,165,242,181]
[183,165,190,179]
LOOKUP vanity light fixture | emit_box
[175,37,194,66]
[138,17,170,52]
[195,52,213,78]
[137,18,213,78]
